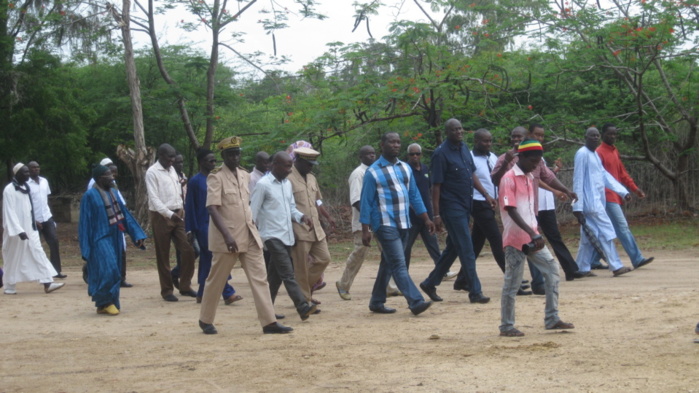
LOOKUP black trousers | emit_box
[39,218,62,274]
[529,210,579,286]
[454,200,506,287]
[265,238,309,313]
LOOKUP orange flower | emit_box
[612,49,621,56]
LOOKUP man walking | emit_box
[573,128,634,277]
[361,132,434,316]
[185,148,240,305]
[249,151,270,193]
[27,161,64,278]
[79,165,145,315]
[145,143,197,301]
[420,119,494,304]
[250,151,318,321]
[198,137,292,335]
[288,147,334,307]
[2,164,64,295]
[595,124,654,269]
[498,140,574,337]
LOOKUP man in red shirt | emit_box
[595,124,654,269]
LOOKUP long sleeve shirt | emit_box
[572,147,629,214]
[360,156,426,232]
[596,142,640,205]
[27,176,52,223]
[145,161,183,219]
[250,173,305,246]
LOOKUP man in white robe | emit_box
[2,163,65,295]
[572,128,633,277]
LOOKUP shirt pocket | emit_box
[223,186,241,206]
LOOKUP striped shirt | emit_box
[359,156,426,231]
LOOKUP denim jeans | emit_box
[370,226,425,310]
[500,246,561,332]
[422,210,483,300]
[602,202,644,266]
[404,219,441,269]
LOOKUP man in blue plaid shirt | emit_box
[360,132,435,316]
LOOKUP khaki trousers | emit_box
[291,239,331,301]
[150,211,195,296]
[199,237,275,327]
[337,231,397,293]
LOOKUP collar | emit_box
[154,160,172,172]
[599,141,616,151]
[472,148,490,157]
[446,140,463,150]
[512,163,528,177]
[376,155,403,167]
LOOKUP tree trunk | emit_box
[203,2,221,150]
[111,0,152,226]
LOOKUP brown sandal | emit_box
[224,294,243,305]
[500,328,525,337]
[546,320,575,330]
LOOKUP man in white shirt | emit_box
[27,161,64,279]
[250,151,317,320]
[145,143,197,302]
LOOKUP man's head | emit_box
[157,143,177,169]
[13,163,29,184]
[173,154,185,175]
[107,164,118,179]
[380,132,401,160]
[254,151,271,172]
[528,124,545,144]
[293,147,320,175]
[406,143,422,166]
[271,151,294,180]
[359,145,376,167]
[27,161,40,179]
[516,140,544,173]
[510,126,527,148]
[601,123,617,146]
[473,128,492,154]
[445,118,464,144]
[196,148,216,173]
[92,165,114,189]
[585,127,601,151]
[217,136,243,171]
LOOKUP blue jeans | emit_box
[370,226,425,310]
[404,219,441,269]
[422,210,483,300]
[604,202,644,266]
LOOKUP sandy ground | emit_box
[1,223,698,393]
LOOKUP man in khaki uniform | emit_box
[288,147,333,306]
[198,136,292,335]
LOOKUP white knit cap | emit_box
[13,162,25,175]
[100,157,114,166]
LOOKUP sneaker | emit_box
[443,271,458,281]
[44,282,65,293]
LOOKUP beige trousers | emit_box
[291,239,331,301]
[337,231,397,293]
[199,237,275,327]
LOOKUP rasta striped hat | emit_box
[518,139,543,153]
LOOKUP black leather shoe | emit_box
[410,300,433,316]
[420,283,443,302]
[517,289,533,296]
[565,272,575,281]
[163,294,179,302]
[263,322,293,334]
[453,282,470,292]
[53,274,67,279]
[120,281,133,288]
[635,257,654,269]
[172,273,180,290]
[469,294,491,304]
[275,314,286,320]
[591,264,608,270]
[298,303,317,321]
[520,284,531,290]
[369,305,397,314]
[179,289,197,297]
[532,287,545,295]
[199,320,217,335]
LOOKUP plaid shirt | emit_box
[360,156,426,231]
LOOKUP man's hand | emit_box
[485,195,497,209]
[573,211,585,225]
[504,147,518,163]
[635,189,646,199]
[425,219,436,235]
[19,232,28,241]
[553,190,568,202]
[171,212,183,223]
[433,216,443,233]
[301,215,314,230]
[362,229,372,247]
[225,235,239,253]
[186,231,195,243]
[624,193,632,202]
[567,191,578,202]
[36,221,43,230]
[326,218,336,235]
[531,234,545,251]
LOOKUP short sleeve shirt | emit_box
[499,164,539,250]
[431,140,476,213]
[288,166,326,242]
